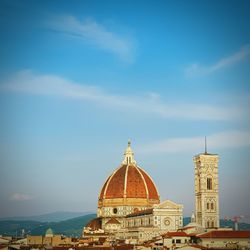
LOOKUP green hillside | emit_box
[0,220,42,236]
[0,214,96,237]
[0,211,92,222]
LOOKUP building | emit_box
[162,232,190,249]
[121,200,183,242]
[84,141,183,243]
[27,234,72,247]
[97,140,160,222]
[193,142,219,229]
[196,230,250,249]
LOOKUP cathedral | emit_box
[83,140,219,243]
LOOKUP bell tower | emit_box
[193,138,219,228]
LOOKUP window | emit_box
[211,202,214,210]
[176,239,181,244]
[211,221,214,228]
[207,178,212,190]
[172,239,175,243]
[207,203,210,209]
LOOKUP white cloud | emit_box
[137,130,250,154]
[47,15,134,62]
[185,44,250,77]
[0,70,247,121]
[10,193,34,201]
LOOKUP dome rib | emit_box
[138,165,159,200]
[102,166,120,199]
[99,177,109,199]
[124,164,129,198]
[136,166,149,199]
[99,163,160,201]
[104,165,126,199]
[126,164,147,198]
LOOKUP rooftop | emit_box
[197,230,250,238]
[126,208,153,218]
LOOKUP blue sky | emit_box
[0,0,250,221]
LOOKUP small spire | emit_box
[122,140,136,165]
[205,136,207,154]
[191,211,196,223]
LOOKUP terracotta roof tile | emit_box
[106,218,121,224]
[86,218,102,230]
[126,165,147,198]
[198,230,250,238]
[126,208,153,218]
[163,232,188,238]
[99,164,159,201]
[139,168,159,200]
[105,165,127,199]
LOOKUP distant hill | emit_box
[0,211,93,222]
[1,215,250,238]
[183,217,250,230]
[0,214,96,237]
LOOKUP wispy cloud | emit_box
[47,15,135,62]
[0,70,247,121]
[137,130,250,154]
[10,193,34,201]
[185,44,250,77]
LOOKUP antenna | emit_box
[205,136,207,154]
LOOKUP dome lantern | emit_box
[122,140,136,165]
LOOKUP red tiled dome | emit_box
[99,163,159,201]
[98,142,160,208]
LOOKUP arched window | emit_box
[211,202,214,210]
[207,203,210,210]
[207,221,210,228]
[207,178,212,190]
[211,221,214,228]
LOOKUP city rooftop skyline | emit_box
[0,0,249,221]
